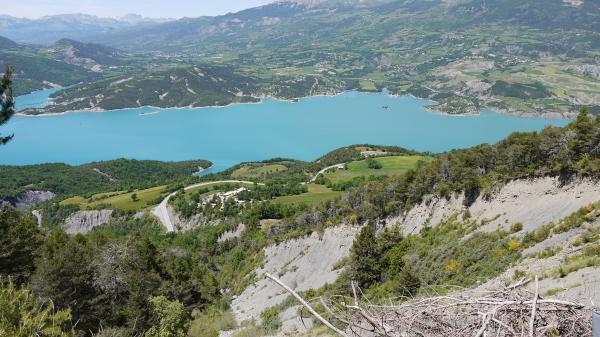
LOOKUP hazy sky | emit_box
[2,0,274,19]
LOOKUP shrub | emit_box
[260,307,282,332]
[0,278,74,337]
[146,296,189,337]
[392,265,421,298]
[367,158,383,169]
[510,222,523,233]
[507,239,520,253]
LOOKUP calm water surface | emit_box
[5,89,568,171]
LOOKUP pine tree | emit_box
[350,225,381,288]
[570,107,593,158]
[31,231,102,334]
[392,264,421,298]
[0,65,16,145]
[0,208,41,285]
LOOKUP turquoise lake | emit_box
[5,89,568,171]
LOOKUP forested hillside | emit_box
[0,158,211,198]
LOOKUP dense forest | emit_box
[0,158,212,198]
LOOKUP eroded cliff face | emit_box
[64,210,113,234]
[0,190,56,210]
[230,225,359,324]
[221,176,600,336]
[391,177,600,235]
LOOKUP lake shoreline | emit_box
[6,90,568,167]
[17,88,573,121]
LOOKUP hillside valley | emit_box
[2,1,600,337]
[2,0,599,116]
[1,110,600,336]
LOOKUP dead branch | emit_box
[264,273,348,337]
[268,274,593,337]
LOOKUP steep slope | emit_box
[231,225,359,323]
[225,177,600,332]
[32,65,261,113]
[395,176,600,235]
[0,35,18,49]
[50,39,126,68]
[0,50,98,95]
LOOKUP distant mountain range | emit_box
[0,13,172,45]
[2,0,599,116]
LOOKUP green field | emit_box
[231,164,288,179]
[324,155,432,184]
[61,185,167,211]
[359,79,378,91]
[272,184,342,206]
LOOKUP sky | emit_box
[1,0,275,19]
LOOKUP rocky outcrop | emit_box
[230,225,359,324]
[168,204,204,231]
[389,177,600,235]
[224,177,600,336]
[0,190,55,210]
[31,210,43,226]
[64,210,113,234]
[218,224,246,243]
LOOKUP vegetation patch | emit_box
[322,155,432,187]
[272,184,342,207]
[232,164,288,179]
[61,185,168,211]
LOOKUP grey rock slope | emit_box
[391,177,600,234]
[64,210,113,234]
[231,225,359,324]
[225,176,600,336]
[0,190,56,211]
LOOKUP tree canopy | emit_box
[0,65,15,145]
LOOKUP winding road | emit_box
[308,163,346,183]
[152,180,259,232]
[154,164,347,231]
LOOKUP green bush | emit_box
[510,222,523,233]
[260,307,282,332]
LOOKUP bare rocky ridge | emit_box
[218,224,247,243]
[0,190,56,211]
[64,210,113,234]
[391,177,600,235]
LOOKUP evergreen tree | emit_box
[570,107,594,158]
[0,208,41,285]
[0,65,16,145]
[31,231,104,334]
[392,264,421,298]
[350,225,381,288]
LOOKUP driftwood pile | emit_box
[265,274,593,337]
